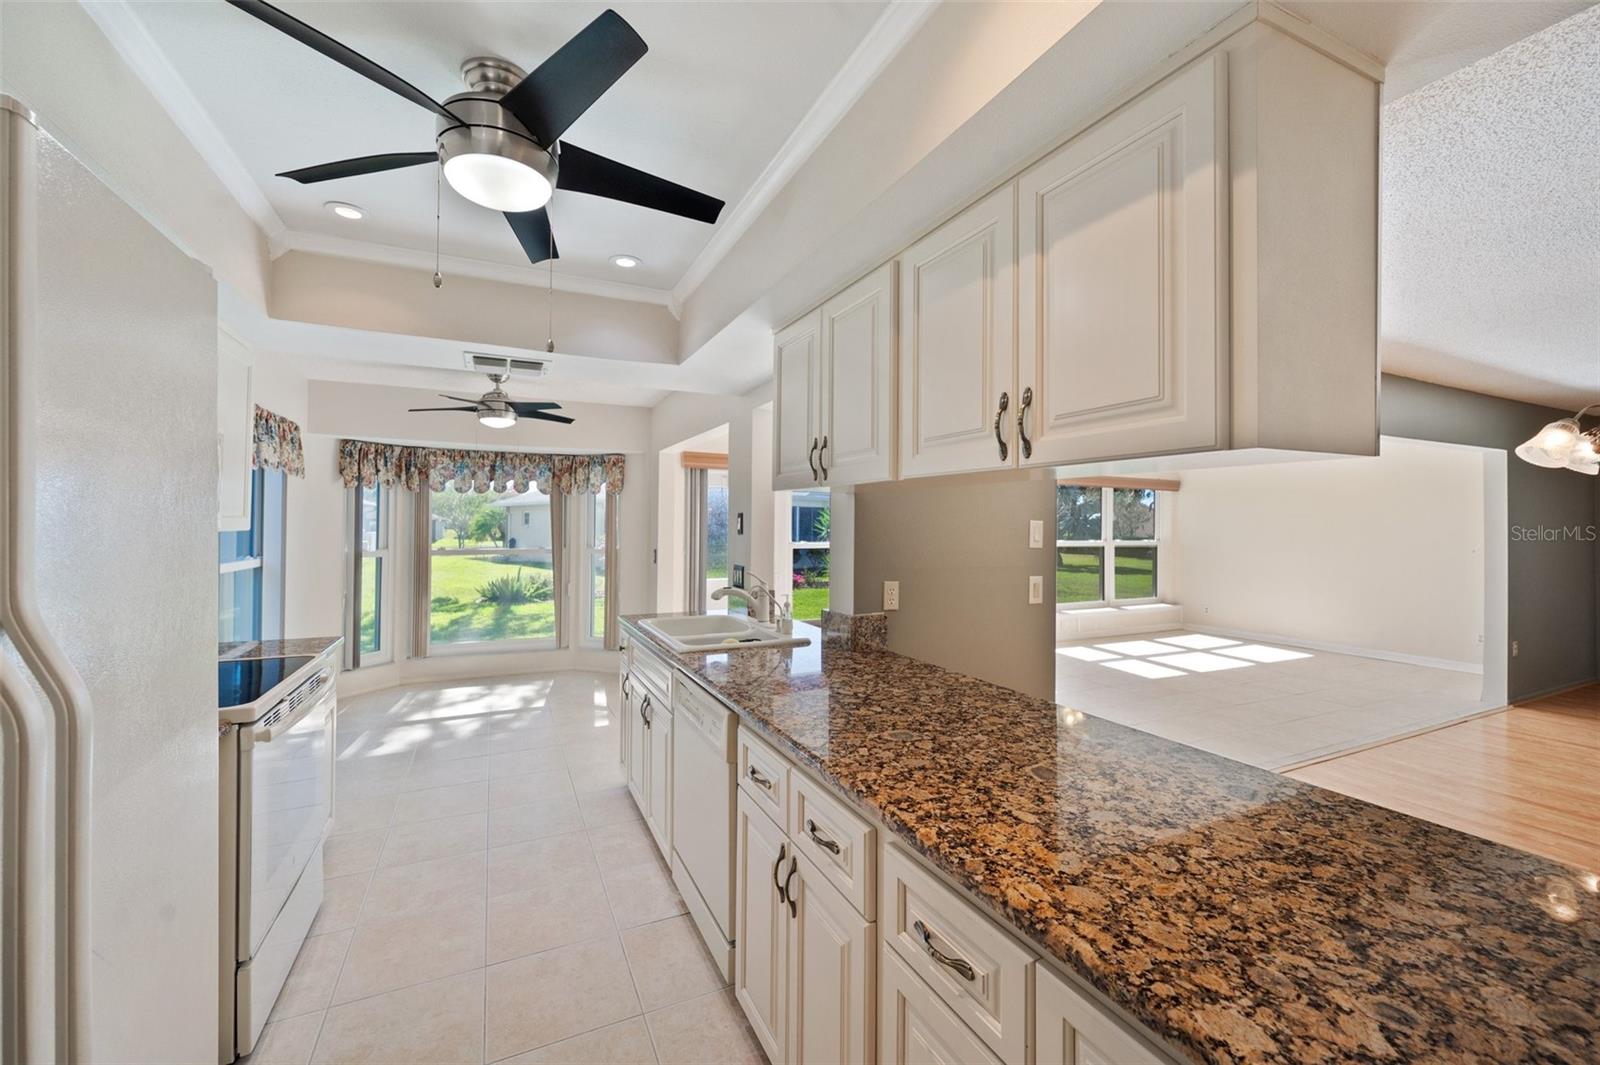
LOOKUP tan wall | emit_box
[852,470,1057,699]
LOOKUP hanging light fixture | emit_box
[1515,404,1599,473]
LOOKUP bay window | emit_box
[348,483,392,667]
[1056,484,1161,606]
[423,483,559,651]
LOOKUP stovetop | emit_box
[219,655,316,710]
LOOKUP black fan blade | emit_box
[278,152,436,184]
[499,9,647,146]
[409,406,479,413]
[438,394,485,404]
[509,401,563,416]
[505,208,559,265]
[524,410,576,425]
[225,0,460,124]
[558,143,723,224]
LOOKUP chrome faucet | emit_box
[710,573,780,620]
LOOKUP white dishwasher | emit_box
[670,676,738,980]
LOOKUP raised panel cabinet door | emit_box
[1016,52,1225,466]
[735,791,790,1064]
[625,689,650,816]
[880,949,1002,1065]
[786,853,873,1065]
[1035,962,1168,1065]
[775,310,824,490]
[646,709,673,856]
[820,262,896,486]
[898,184,1017,479]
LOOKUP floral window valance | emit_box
[338,439,625,496]
[253,405,305,478]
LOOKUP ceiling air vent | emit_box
[463,351,550,377]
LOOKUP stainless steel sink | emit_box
[640,614,809,653]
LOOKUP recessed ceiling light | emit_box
[610,254,641,269]
[325,201,364,220]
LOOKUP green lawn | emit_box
[359,556,380,652]
[792,586,828,621]
[1056,549,1155,603]
[429,554,555,644]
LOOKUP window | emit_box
[348,484,392,667]
[219,468,285,642]
[1056,485,1160,606]
[583,486,608,644]
[789,487,830,621]
[425,484,557,650]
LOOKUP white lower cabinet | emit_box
[624,680,648,811]
[622,671,671,856]
[736,790,791,1062]
[880,949,1002,1065]
[1035,964,1167,1065]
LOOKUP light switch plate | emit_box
[1028,575,1044,604]
[1029,519,1044,549]
[883,581,900,611]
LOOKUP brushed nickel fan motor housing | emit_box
[436,93,558,185]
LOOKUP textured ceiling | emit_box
[1380,4,1600,410]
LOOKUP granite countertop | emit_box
[218,636,343,660]
[622,613,1599,1065]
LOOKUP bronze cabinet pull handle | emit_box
[993,392,1010,461]
[818,435,829,480]
[640,694,652,729]
[747,764,773,790]
[1017,386,1033,460]
[621,672,630,699]
[914,919,976,982]
[773,843,788,904]
[804,818,841,854]
[784,856,799,917]
[808,437,819,480]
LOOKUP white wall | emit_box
[1174,437,1489,669]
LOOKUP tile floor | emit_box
[246,671,766,1065]
[1055,630,1489,770]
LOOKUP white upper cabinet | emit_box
[1016,54,1224,466]
[818,263,896,487]
[217,326,254,531]
[897,185,1017,478]
[774,311,823,490]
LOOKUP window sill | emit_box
[1055,601,1181,641]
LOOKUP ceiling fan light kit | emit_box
[1515,404,1599,474]
[408,372,575,431]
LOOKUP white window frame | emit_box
[1056,485,1164,609]
[348,483,393,668]
[578,486,608,648]
[220,467,285,643]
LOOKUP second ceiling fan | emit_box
[226,0,726,265]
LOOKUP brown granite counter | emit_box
[219,636,342,660]
[623,613,1599,1064]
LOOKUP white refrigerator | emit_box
[2,96,221,1064]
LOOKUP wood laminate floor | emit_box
[1288,683,1600,873]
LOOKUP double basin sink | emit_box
[639,613,810,653]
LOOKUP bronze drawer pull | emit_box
[748,765,774,790]
[804,818,841,854]
[914,919,976,982]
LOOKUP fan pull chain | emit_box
[546,231,555,353]
[432,159,443,289]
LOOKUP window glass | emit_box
[359,555,382,655]
[590,487,607,642]
[428,485,556,646]
[1114,545,1157,599]
[1055,546,1104,604]
[707,469,729,582]
[1056,485,1102,541]
[360,485,381,552]
[1112,488,1156,540]
[1056,484,1163,606]
[790,488,830,621]
[219,468,266,642]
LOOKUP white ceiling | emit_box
[1379,4,1600,411]
[125,0,888,292]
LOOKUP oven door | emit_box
[238,677,334,962]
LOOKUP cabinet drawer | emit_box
[790,771,876,920]
[631,642,672,704]
[738,726,790,827]
[1036,963,1168,1065]
[882,843,1032,1064]
[880,946,1002,1065]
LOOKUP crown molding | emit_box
[79,0,288,245]
[274,229,679,308]
[668,0,940,315]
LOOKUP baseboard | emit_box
[337,649,623,703]
[1184,622,1484,675]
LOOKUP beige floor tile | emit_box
[645,988,765,1065]
[487,832,597,898]
[487,872,616,964]
[323,829,386,878]
[489,769,575,810]
[497,1018,657,1065]
[312,971,484,1065]
[243,1010,323,1065]
[621,915,728,1011]
[407,754,491,790]
[601,859,686,928]
[565,754,628,795]
[484,718,563,752]
[379,811,488,867]
[392,779,491,825]
[361,851,487,924]
[484,936,640,1061]
[328,794,395,837]
[488,793,585,848]
[333,898,486,1004]
[269,930,351,1021]
[488,746,567,778]
[310,873,369,937]
[586,819,659,873]
[577,785,644,829]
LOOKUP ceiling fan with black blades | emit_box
[225,0,726,266]
[411,373,576,430]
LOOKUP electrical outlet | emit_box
[1028,575,1044,604]
[1029,519,1044,549]
[883,581,900,611]
[1511,640,1519,658]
